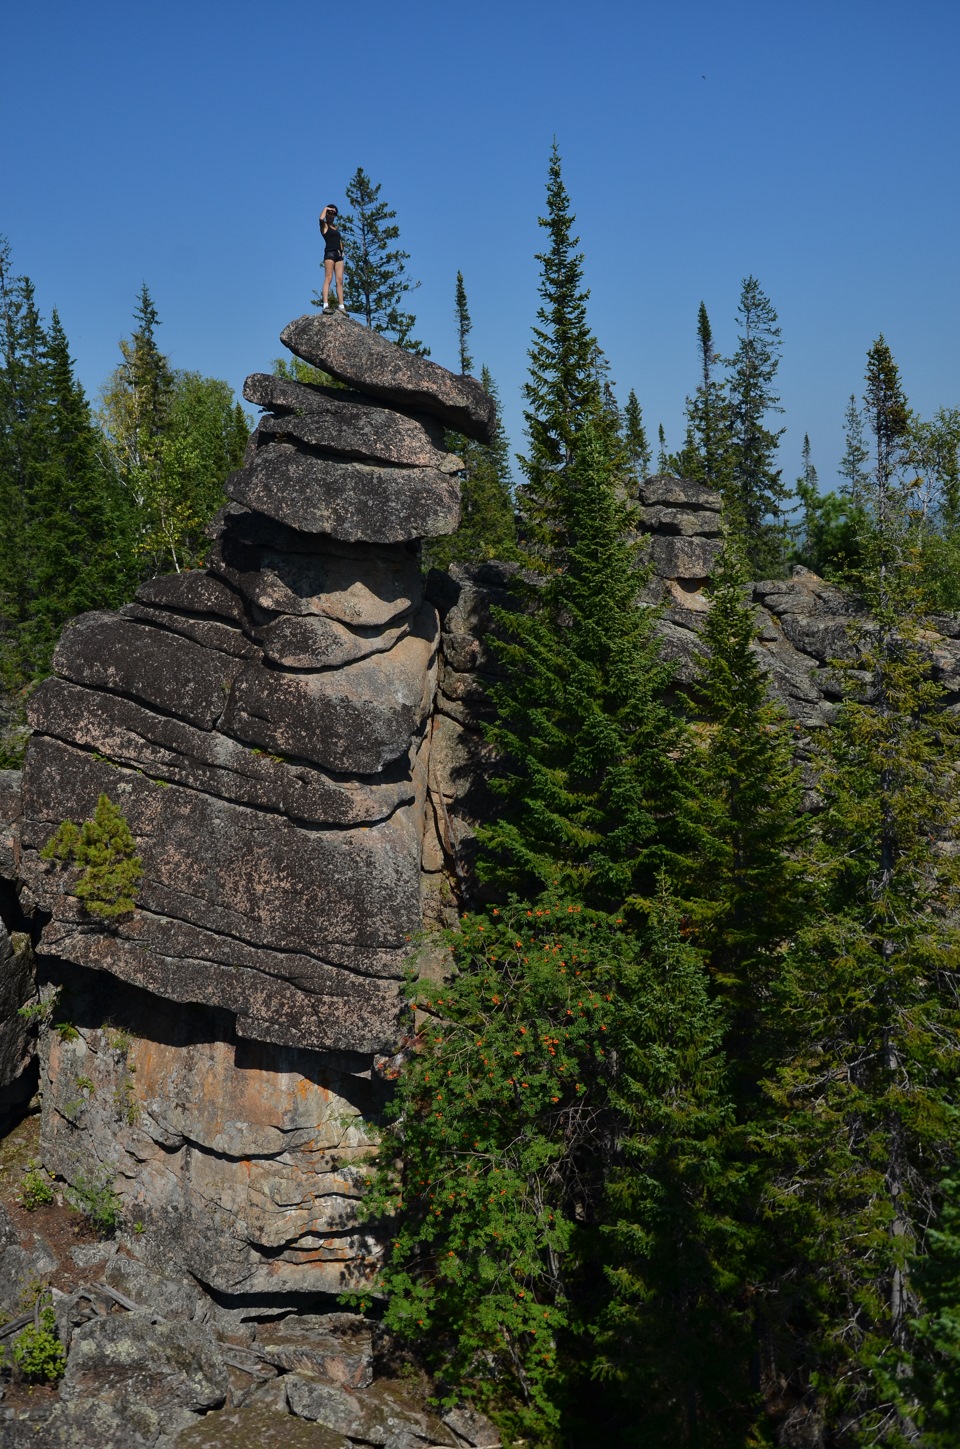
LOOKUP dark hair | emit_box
[327,204,338,214]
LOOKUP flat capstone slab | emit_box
[280,313,496,444]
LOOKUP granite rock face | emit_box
[281,313,496,443]
[18,314,475,1060]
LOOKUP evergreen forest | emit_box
[4,148,960,1446]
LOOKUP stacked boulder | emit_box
[9,314,494,1303]
[19,313,493,1057]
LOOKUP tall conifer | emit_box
[622,389,651,486]
[764,470,960,1438]
[726,277,787,574]
[454,269,473,374]
[680,302,731,492]
[595,881,750,1447]
[425,279,516,569]
[684,538,808,1074]
[516,143,607,562]
[481,420,688,912]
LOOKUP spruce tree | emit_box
[481,418,689,913]
[100,290,248,575]
[684,537,809,1078]
[454,269,473,374]
[763,488,960,1440]
[19,311,134,670]
[726,277,787,574]
[791,432,863,577]
[913,1164,960,1445]
[622,389,651,486]
[595,880,751,1448]
[0,248,47,681]
[424,278,516,569]
[656,423,670,474]
[840,391,871,503]
[516,143,608,562]
[680,302,731,492]
[322,168,426,353]
[0,249,133,694]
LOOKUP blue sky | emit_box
[4,0,958,497]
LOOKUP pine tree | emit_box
[0,247,47,680]
[322,168,426,353]
[481,418,689,913]
[726,277,787,575]
[424,279,516,569]
[19,310,134,670]
[516,143,609,562]
[840,392,871,504]
[763,490,960,1440]
[656,423,670,474]
[622,389,651,486]
[0,248,133,695]
[791,432,863,577]
[680,303,731,492]
[595,880,752,1447]
[684,537,809,1076]
[100,290,248,575]
[454,269,473,374]
[913,1164,960,1445]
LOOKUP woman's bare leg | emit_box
[322,259,334,307]
[334,260,345,306]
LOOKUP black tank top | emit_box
[323,224,343,258]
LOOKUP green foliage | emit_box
[913,1168,960,1444]
[361,899,631,1441]
[0,242,134,689]
[18,1161,54,1210]
[516,144,612,562]
[594,881,756,1447]
[621,388,651,487]
[66,1166,122,1236]
[725,276,788,576]
[320,168,426,352]
[683,537,809,1054]
[98,292,249,576]
[425,278,517,570]
[482,419,689,913]
[41,793,142,919]
[763,516,960,1437]
[9,1298,65,1383]
[676,302,732,495]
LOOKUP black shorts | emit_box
[324,252,343,263]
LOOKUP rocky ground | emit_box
[0,1095,500,1447]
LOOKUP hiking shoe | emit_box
[322,303,332,314]
[337,304,347,313]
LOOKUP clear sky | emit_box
[4,0,958,497]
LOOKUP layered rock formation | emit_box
[3,316,497,1323]
[19,314,492,1061]
[6,313,960,1440]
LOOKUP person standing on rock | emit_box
[319,204,347,314]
